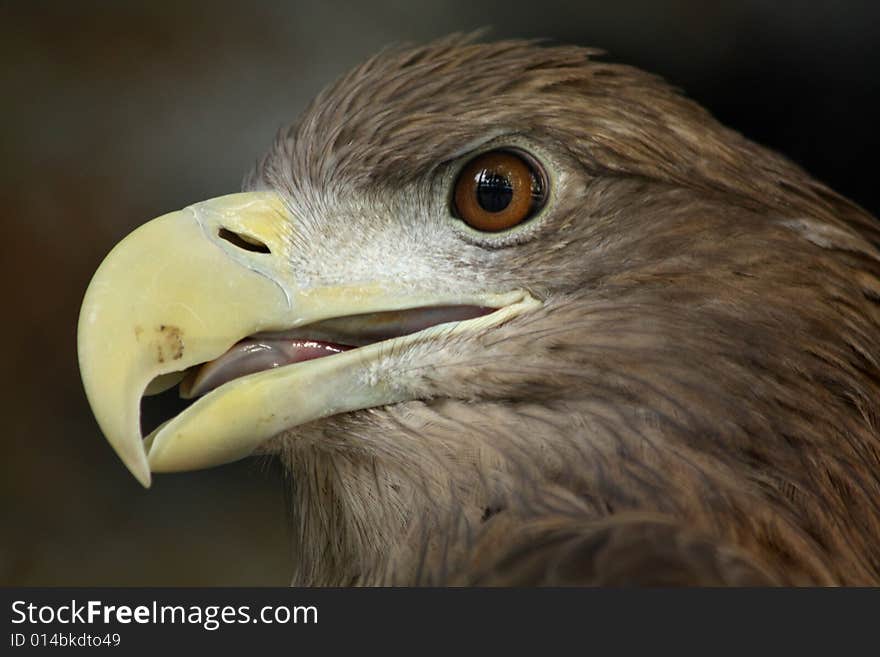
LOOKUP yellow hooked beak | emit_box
[78,191,539,487]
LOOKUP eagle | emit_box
[77,36,880,586]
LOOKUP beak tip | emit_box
[120,450,152,488]
[135,468,152,489]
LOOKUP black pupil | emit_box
[475,170,513,213]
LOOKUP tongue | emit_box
[180,338,353,399]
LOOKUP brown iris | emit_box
[453,150,547,232]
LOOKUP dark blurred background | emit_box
[2,0,878,585]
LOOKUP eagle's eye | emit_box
[452,149,547,232]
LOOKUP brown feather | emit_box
[250,36,880,585]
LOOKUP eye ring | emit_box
[452,149,547,232]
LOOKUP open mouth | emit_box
[129,288,538,479]
[141,304,494,435]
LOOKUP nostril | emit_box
[218,228,271,254]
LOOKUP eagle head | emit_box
[78,36,880,585]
